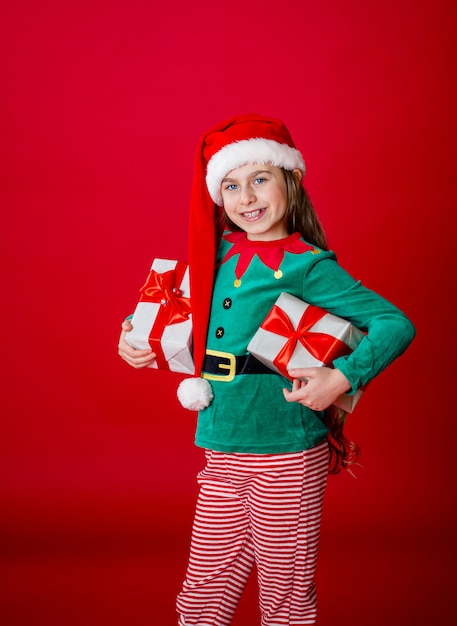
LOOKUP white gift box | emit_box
[126,258,194,375]
[247,292,366,412]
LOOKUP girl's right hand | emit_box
[118,319,157,369]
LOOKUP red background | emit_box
[1,1,456,624]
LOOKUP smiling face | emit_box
[220,163,297,241]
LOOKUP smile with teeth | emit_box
[241,208,266,220]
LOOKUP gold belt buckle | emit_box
[202,349,236,382]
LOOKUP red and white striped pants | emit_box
[176,441,329,626]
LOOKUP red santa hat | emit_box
[177,113,305,410]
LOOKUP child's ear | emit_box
[292,168,303,183]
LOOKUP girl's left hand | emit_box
[282,367,351,411]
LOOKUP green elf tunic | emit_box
[195,231,415,454]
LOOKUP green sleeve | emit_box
[302,253,416,393]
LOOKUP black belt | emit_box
[203,351,273,381]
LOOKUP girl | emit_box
[118,113,415,626]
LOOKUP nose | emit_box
[240,186,256,206]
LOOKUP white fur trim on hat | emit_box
[206,138,306,206]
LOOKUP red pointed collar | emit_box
[220,231,315,280]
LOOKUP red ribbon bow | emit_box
[261,303,352,378]
[139,266,191,325]
[138,262,191,370]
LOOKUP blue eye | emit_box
[254,177,266,185]
[225,183,238,191]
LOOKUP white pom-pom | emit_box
[177,377,214,411]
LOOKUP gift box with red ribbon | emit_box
[126,258,194,375]
[247,292,366,412]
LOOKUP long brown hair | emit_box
[218,167,360,474]
[282,169,328,250]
